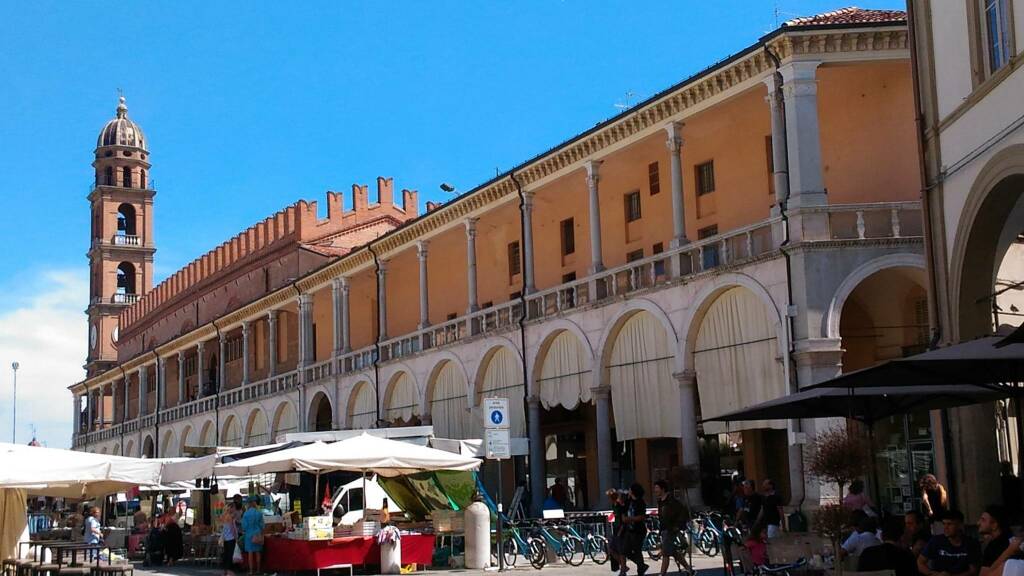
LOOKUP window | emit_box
[140,169,147,190]
[696,161,715,196]
[981,0,1013,74]
[653,242,665,276]
[446,312,458,321]
[122,167,132,188]
[698,225,719,269]
[226,336,243,363]
[116,262,136,295]
[104,166,114,186]
[627,249,644,262]
[507,241,521,278]
[560,218,575,256]
[698,225,718,240]
[561,272,577,307]
[624,191,642,222]
[117,203,136,236]
[648,162,661,195]
[562,272,577,283]
[765,135,775,197]
[183,355,197,378]
[509,291,522,300]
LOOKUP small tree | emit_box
[814,504,849,574]
[804,426,870,501]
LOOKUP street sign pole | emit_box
[483,397,510,571]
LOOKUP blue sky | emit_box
[0,0,902,447]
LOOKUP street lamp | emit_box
[11,361,19,443]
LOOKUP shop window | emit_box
[648,162,660,195]
[696,161,715,196]
[507,241,521,280]
[624,191,642,223]
[560,218,575,256]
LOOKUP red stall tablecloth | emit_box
[261,534,434,571]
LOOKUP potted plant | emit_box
[813,504,849,574]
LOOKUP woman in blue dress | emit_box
[240,496,264,576]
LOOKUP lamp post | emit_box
[11,361,19,443]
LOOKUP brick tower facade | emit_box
[85,96,156,377]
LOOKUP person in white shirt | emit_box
[841,511,882,559]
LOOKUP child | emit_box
[745,522,768,567]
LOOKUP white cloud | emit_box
[0,268,87,448]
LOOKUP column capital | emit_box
[417,240,430,259]
[241,319,251,333]
[377,259,389,275]
[522,190,535,210]
[591,386,611,400]
[779,60,821,98]
[674,369,697,388]
[527,395,542,408]
[763,72,782,94]
[791,337,843,367]
[464,217,479,236]
[584,159,601,185]
[664,121,684,152]
[297,292,313,307]
[340,276,350,291]
[177,350,185,361]
[331,277,342,292]
[267,308,279,323]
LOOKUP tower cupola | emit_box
[97,96,147,151]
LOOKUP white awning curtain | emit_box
[161,430,177,458]
[246,410,269,447]
[476,347,526,437]
[694,286,787,434]
[430,362,473,440]
[198,423,215,447]
[273,402,298,440]
[386,373,420,423]
[348,383,377,430]
[609,311,681,440]
[222,416,242,447]
[539,331,592,410]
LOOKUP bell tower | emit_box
[85,96,156,377]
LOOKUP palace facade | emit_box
[72,8,930,513]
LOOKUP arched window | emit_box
[116,204,136,237]
[104,166,114,186]
[122,167,132,188]
[140,169,147,190]
[116,262,136,295]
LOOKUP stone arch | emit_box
[426,358,472,439]
[198,419,216,447]
[597,298,681,379]
[949,144,1024,340]
[272,400,298,441]
[347,380,377,430]
[179,425,193,455]
[383,370,420,425]
[161,429,177,457]
[473,343,526,437]
[533,328,594,411]
[245,407,270,446]
[530,319,595,395]
[826,253,927,339]
[125,439,135,457]
[307,391,334,432]
[221,415,242,447]
[142,434,155,458]
[111,442,121,456]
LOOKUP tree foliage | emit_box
[805,426,870,498]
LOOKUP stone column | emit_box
[791,338,844,506]
[465,219,479,313]
[527,395,545,517]
[665,122,689,247]
[331,279,344,356]
[177,351,186,404]
[377,260,388,340]
[241,321,252,385]
[593,387,614,496]
[86,392,93,432]
[779,61,825,209]
[73,395,81,433]
[522,192,536,294]
[763,73,791,209]
[218,334,227,392]
[196,341,206,397]
[138,367,148,416]
[676,370,704,506]
[97,386,105,428]
[417,242,430,328]
[110,382,117,425]
[340,280,351,352]
[123,378,130,423]
[584,160,604,273]
[267,310,279,377]
[157,357,167,409]
[298,294,314,368]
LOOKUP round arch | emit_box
[245,408,270,446]
[383,371,420,425]
[111,442,121,456]
[473,344,526,437]
[272,401,298,441]
[221,415,242,447]
[179,426,193,456]
[533,328,593,411]
[142,435,155,458]
[826,253,927,339]
[125,439,135,458]
[347,381,377,430]
[427,359,472,439]
[161,429,177,458]
[308,391,334,432]
[198,420,216,447]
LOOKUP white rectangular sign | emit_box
[483,397,510,429]
[485,428,511,460]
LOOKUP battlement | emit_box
[119,177,418,334]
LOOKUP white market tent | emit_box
[0,443,165,499]
[213,433,481,477]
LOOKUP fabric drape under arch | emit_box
[609,311,681,441]
[222,417,242,447]
[273,404,298,440]
[430,362,473,439]
[246,411,269,446]
[476,347,526,437]
[348,383,377,430]
[694,286,786,434]
[178,429,192,455]
[1,488,28,561]
[539,331,592,410]
[386,373,419,423]
[161,431,177,457]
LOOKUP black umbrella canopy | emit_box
[701,384,1008,426]
[809,337,1024,391]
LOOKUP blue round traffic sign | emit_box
[490,410,504,425]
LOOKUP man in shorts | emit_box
[654,480,691,576]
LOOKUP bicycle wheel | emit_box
[699,530,719,557]
[588,534,609,565]
[559,536,584,566]
[502,536,518,567]
[528,538,547,569]
[646,531,663,561]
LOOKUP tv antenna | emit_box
[614,90,637,112]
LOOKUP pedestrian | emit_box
[917,510,981,576]
[920,474,949,528]
[220,502,239,576]
[903,510,931,557]
[841,510,881,559]
[843,480,875,514]
[163,512,183,565]
[757,479,784,539]
[980,506,1018,576]
[744,522,769,566]
[858,516,917,576]
[241,495,265,576]
[84,506,103,545]
[621,483,650,576]
[606,489,626,573]
[653,480,690,576]
[551,477,568,510]
[739,480,762,529]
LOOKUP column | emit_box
[97,387,105,429]
[340,279,351,353]
[218,333,227,392]
[267,310,279,377]
[527,396,545,517]
[465,219,479,313]
[73,395,81,433]
[417,242,430,328]
[779,61,825,208]
[593,387,614,496]
[297,293,314,367]
[676,370,705,506]
[157,357,167,410]
[196,341,206,397]
[122,377,129,422]
[377,260,388,340]
[138,367,148,416]
[665,122,688,247]
[763,73,790,209]
[331,279,344,356]
[86,392,94,432]
[241,321,252,385]
[177,351,186,404]
[584,160,604,273]
[110,382,118,425]
[522,192,536,294]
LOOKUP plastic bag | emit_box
[232,543,243,565]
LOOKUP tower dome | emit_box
[96,96,147,151]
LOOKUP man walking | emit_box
[654,480,691,576]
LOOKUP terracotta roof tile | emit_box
[783,6,906,27]
[301,243,351,258]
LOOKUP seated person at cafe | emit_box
[980,506,1019,576]
[841,511,881,559]
[905,510,932,557]
[859,516,917,576]
[918,510,981,576]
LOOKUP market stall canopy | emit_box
[701,384,1008,426]
[809,336,1024,391]
[159,441,302,484]
[0,443,164,498]
[214,433,481,477]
